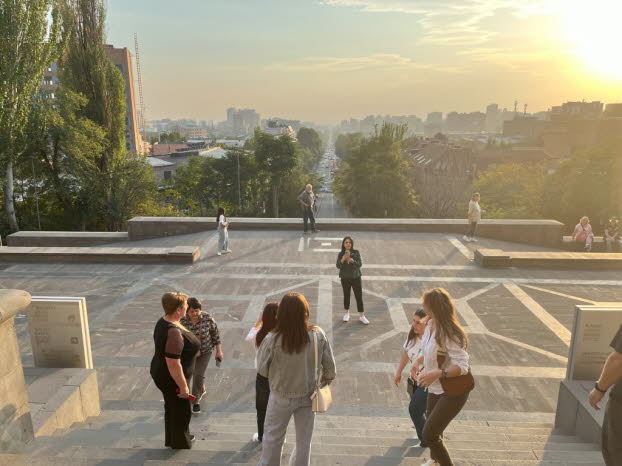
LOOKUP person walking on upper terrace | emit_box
[337,236,369,325]
[604,218,620,253]
[216,207,231,256]
[463,193,482,242]
[588,321,622,465]
[572,216,595,252]
[413,288,474,466]
[245,302,279,443]
[257,292,336,466]
[394,308,429,449]
[150,292,200,449]
[180,297,223,415]
[297,184,319,234]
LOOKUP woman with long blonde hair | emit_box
[412,288,473,466]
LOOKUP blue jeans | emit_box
[409,385,428,446]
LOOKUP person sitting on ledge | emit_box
[572,216,595,252]
[604,217,620,253]
[588,321,622,466]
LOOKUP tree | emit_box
[0,0,67,231]
[335,132,363,160]
[471,162,545,218]
[334,123,417,217]
[253,130,298,217]
[542,141,622,229]
[60,0,129,230]
[297,127,324,157]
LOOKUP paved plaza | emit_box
[1,229,617,464]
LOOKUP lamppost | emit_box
[236,150,241,212]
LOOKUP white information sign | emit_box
[27,296,93,369]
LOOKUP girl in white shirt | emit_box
[412,288,472,466]
[216,207,231,256]
[245,302,278,443]
[394,308,429,448]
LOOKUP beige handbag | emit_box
[310,330,332,413]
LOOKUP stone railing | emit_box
[0,289,33,451]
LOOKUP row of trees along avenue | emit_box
[0,0,324,238]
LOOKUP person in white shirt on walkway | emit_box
[412,288,474,466]
[245,302,278,443]
[216,207,231,256]
[463,193,481,242]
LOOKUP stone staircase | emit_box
[0,406,605,465]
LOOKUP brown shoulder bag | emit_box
[437,349,475,396]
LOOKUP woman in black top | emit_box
[150,292,200,449]
[336,236,369,324]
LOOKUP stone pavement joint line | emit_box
[447,236,473,260]
[317,278,334,345]
[504,283,572,346]
[522,284,600,304]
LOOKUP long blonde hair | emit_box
[423,288,468,349]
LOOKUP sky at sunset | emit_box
[106,0,622,124]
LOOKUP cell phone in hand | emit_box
[176,388,196,402]
[215,356,222,368]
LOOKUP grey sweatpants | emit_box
[189,351,211,404]
[258,392,315,466]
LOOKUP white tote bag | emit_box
[310,330,332,413]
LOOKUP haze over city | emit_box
[107,0,622,123]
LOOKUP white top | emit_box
[218,214,227,231]
[403,337,422,365]
[468,200,481,222]
[245,326,260,368]
[420,320,470,395]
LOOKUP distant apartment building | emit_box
[551,101,603,120]
[424,112,443,137]
[445,111,485,133]
[41,62,60,97]
[604,103,622,118]
[180,127,209,139]
[263,119,297,139]
[104,44,143,155]
[226,108,260,136]
[485,104,500,133]
[502,117,552,139]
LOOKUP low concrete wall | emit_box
[555,379,604,446]
[7,231,128,247]
[0,289,34,451]
[475,248,622,269]
[0,246,199,264]
[128,216,564,247]
[25,368,100,437]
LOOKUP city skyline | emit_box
[107,0,622,124]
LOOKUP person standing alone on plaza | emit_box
[150,292,200,449]
[588,321,622,465]
[395,308,429,448]
[297,184,319,234]
[257,293,336,466]
[216,207,231,256]
[180,297,223,414]
[463,193,481,242]
[245,302,279,443]
[413,288,474,466]
[337,236,369,325]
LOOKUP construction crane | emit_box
[134,32,146,143]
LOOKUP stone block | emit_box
[0,366,30,422]
[0,322,20,378]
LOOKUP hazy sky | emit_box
[106,0,622,124]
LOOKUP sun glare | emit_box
[553,0,622,79]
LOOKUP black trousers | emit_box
[155,380,193,449]
[256,373,270,441]
[424,392,469,466]
[341,277,364,313]
[302,207,316,232]
[603,397,622,466]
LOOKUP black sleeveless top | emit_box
[150,317,200,388]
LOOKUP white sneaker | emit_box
[471,238,478,242]
[359,315,370,325]
[343,313,350,322]
[225,249,232,253]
[422,460,438,466]
[462,235,469,241]
[217,252,222,256]
[252,432,260,442]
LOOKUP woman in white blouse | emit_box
[394,308,429,448]
[245,302,278,443]
[412,288,472,466]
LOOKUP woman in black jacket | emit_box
[336,236,369,324]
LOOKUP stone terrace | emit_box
[0,229,616,465]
